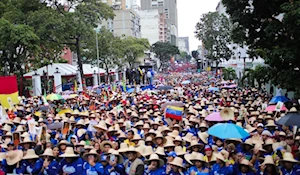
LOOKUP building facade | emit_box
[137,9,160,45]
[141,0,178,45]
[178,37,190,53]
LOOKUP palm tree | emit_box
[222,67,237,80]
[241,65,271,88]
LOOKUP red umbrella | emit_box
[266,105,287,112]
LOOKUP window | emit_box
[164,8,169,18]
[151,0,158,7]
[158,1,163,6]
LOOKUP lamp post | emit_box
[95,26,101,85]
[237,51,247,75]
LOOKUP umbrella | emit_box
[46,94,63,101]
[181,80,191,85]
[208,87,219,92]
[270,96,289,103]
[62,90,74,95]
[161,101,185,110]
[127,88,135,93]
[70,94,78,98]
[277,112,300,127]
[266,105,288,112]
[208,123,250,139]
[48,122,63,130]
[157,85,174,91]
[39,105,50,112]
[62,95,70,99]
[205,112,223,122]
[222,84,237,89]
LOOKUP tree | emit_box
[195,12,233,70]
[222,67,237,80]
[121,37,150,68]
[222,0,300,96]
[241,65,271,89]
[151,42,180,70]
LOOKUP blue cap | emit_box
[167,151,177,157]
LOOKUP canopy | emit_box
[24,63,108,78]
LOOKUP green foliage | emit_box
[121,37,150,68]
[191,50,199,59]
[195,12,233,67]
[179,51,191,62]
[222,0,300,96]
[222,67,237,80]
[241,65,271,88]
[151,42,180,69]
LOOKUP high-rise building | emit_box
[140,0,178,45]
[178,37,190,53]
[137,9,160,45]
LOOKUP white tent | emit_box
[24,63,107,78]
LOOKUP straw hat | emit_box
[182,133,193,143]
[199,122,208,129]
[169,157,184,168]
[94,121,108,131]
[142,146,154,157]
[6,150,23,165]
[174,136,183,143]
[239,159,251,167]
[83,149,100,161]
[100,141,116,151]
[2,124,11,132]
[23,149,39,160]
[168,130,179,138]
[15,125,24,132]
[220,108,234,121]
[164,139,175,148]
[58,140,70,146]
[280,152,298,163]
[124,146,141,158]
[59,147,79,158]
[20,136,35,146]
[265,120,276,127]
[21,132,30,138]
[75,119,85,127]
[263,138,275,149]
[3,132,12,137]
[13,117,21,124]
[262,155,275,165]
[198,132,209,144]
[110,150,124,164]
[188,140,203,150]
[41,148,54,157]
[174,146,186,156]
[145,153,164,167]
[77,129,87,138]
[154,132,167,144]
[132,134,142,142]
[155,147,165,156]
[215,152,226,162]
[118,143,129,153]
[241,139,254,148]
[190,153,206,163]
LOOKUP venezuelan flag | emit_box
[165,106,184,121]
[0,76,19,108]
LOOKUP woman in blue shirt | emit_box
[38,148,58,175]
[82,149,104,175]
[145,153,165,175]
[210,153,233,175]
[105,150,125,175]
[18,149,42,175]
[187,153,209,175]
[236,159,255,175]
[57,147,84,175]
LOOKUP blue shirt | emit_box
[209,164,233,175]
[188,166,209,175]
[83,162,104,175]
[104,164,125,175]
[57,157,84,175]
[38,159,58,175]
[280,167,300,175]
[18,159,42,174]
[145,166,166,175]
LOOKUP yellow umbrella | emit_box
[34,111,42,117]
[58,109,73,115]
[70,94,78,98]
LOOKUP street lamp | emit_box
[55,67,59,73]
[237,51,246,74]
[95,26,101,85]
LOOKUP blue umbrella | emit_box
[208,87,219,92]
[127,88,135,93]
[270,96,289,103]
[208,123,249,139]
[181,80,191,85]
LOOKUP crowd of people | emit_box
[0,72,299,175]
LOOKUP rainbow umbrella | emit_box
[70,94,78,98]
[46,94,63,101]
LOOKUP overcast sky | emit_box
[137,0,220,52]
[177,0,220,52]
